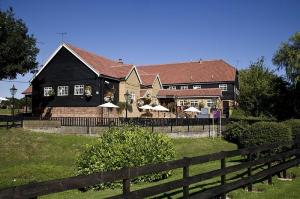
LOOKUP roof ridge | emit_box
[138,59,223,68]
[65,43,118,64]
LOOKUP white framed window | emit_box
[179,100,184,106]
[190,100,199,107]
[57,86,69,96]
[130,92,136,101]
[219,84,228,91]
[44,87,53,97]
[74,85,84,95]
[207,99,214,108]
[193,85,202,89]
[169,85,176,90]
[180,85,188,90]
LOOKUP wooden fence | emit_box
[1,138,299,199]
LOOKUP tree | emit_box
[273,32,300,117]
[238,57,283,117]
[0,7,39,80]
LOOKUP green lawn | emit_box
[0,127,299,198]
[0,108,23,115]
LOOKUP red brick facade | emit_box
[42,107,119,118]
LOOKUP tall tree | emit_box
[273,32,300,87]
[0,7,39,80]
[273,32,300,117]
[238,57,283,117]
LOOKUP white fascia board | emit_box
[125,65,142,84]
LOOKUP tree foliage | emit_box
[273,32,300,87]
[238,57,284,117]
[0,7,39,80]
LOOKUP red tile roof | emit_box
[138,60,236,84]
[140,89,148,97]
[140,74,157,86]
[22,86,32,95]
[157,88,222,98]
[66,43,133,79]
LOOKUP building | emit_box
[137,60,239,116]
[24,43,238,118]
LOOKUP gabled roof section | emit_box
[31,43,134,81]
[22,86,32,95]
[157,88,222,98]
[140,74,157,86]
[140,89,150,98]
[138,60,237,84]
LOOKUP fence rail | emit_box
[1,138,299,199]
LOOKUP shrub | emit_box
[76,125,176,190]
[239,122,292,153]
[223,121,250,147]
[230,108,276,124]
[283,119,300,140]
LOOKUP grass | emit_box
[0,108,23,115]
[0,127,300,198]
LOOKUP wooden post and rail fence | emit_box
[1,136,300,199]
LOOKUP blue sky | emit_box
[0,0,299,98]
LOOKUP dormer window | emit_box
[193,85,201,89]
[219,84,228,91]
[180,85,188,90]
[169,85,176,90]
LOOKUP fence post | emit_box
[122,167,131,199]
[187,118,190,132]
[282,157,287,178]
[296,134,300,167]
[170,119,173,133]
[152,120,154,133]
[267,150,272,185]
[221,155,226,199]
[208,118,211,137]
[183,157,190,199]
[247,153,253,192]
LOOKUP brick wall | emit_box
[41,107,118,118]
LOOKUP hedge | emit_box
[223,121,250,147]
[239,122,292,153]
[283,119,300,140]
[76,125,176,190]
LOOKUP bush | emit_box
[76,125,176,190]
[223,121,250,147]
[230,108,276,124]
[239,122,292,153]
[283,119,300,140]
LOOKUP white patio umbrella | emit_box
[98,102,119,118]
[139,104,153,110]
[184,107,201,113]
[139,104,153,118]
[152,105,169,118]
[0,97,8,102]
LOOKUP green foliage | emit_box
[230,108,276,124]
[0,7,39,80]
[273,32,300,118]
[273,32,300,87]
[76,125,176,190]
[223,121,250,147]
[283,119,300,140]
[238,57,284,117]
[240,122,292,153]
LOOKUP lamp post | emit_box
[124,90,130,119]
[10,85,17,126]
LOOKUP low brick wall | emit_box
[23,120,61,129]
[41,107,118,118]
